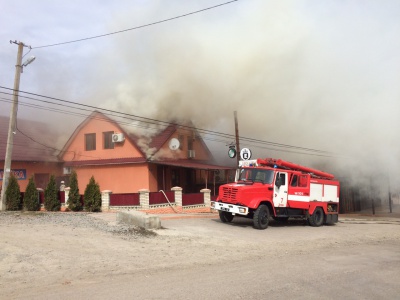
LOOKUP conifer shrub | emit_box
[67,170,82,211]
[24,176,40,211]
[44,175,60,211]
[84,176,102,212]
[5,174,21,211]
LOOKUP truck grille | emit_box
[221,187,238,202]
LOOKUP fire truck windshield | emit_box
[237,168,274,184]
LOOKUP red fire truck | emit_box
[211,158,340,229]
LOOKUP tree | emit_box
[84,176,102,212]
[24,176,40,211]
[5,174,21,211]
[67,170,82,211]
[44,175,60,211]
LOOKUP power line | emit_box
[0,86,340,156]
[32,1,239,49]
[0,86,341,158]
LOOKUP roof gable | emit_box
[60,110,214,163]
[60,111,146,161]
[0,115,60,162]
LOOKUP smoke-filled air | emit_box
[1,0,400,196]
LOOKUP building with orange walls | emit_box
[60,111,231,195]
[1,111,231,196]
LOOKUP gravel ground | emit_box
[1,210,399,299]
[0,211,157,238]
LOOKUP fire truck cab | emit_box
[211,158,340,229]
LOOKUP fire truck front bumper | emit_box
[211,201,249,216]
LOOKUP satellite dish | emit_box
[169,138,180,150]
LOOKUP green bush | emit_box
[44,175,60,211]
[67,170,82,211]
[5,174,21,211]
[24,176,40,211]
[84,176,102,212]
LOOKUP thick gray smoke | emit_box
[1,1,400,202]
[93,2,400,181]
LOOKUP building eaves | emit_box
[150,159,234,170]
[64,157,146,167]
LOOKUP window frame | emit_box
[85,133,96,151]
[103,131,115,149]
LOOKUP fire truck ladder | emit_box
[256,158,335,180]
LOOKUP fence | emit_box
[149,191,174,205]
[110,193,140,206]
[182,193,204,206]
[101,187,212,213]
[30,187,212,214]
[36,190,78,207]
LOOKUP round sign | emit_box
[228,148,236,158]
[240,148,252,160]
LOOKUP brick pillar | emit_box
[64,187,70,208]
[201,188,211,207]
[171,186,182,207]
[139,189,150,210]
[101,190,112,211]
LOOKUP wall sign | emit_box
[0,169,27,180]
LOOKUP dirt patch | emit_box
[1,211,399,299]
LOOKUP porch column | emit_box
[101,190,112,211]
[139,189,150,210]
[64,187,70,208]
[171,186,183,207]
[201,188,211,207]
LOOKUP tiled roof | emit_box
[122,123,177,155]
[0,115,61,163]
[148,124,176,150]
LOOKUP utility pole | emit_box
[1,41,25,210]
[234,111,240,166]
[388,178,392,213]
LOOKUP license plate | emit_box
[221,207,229,212]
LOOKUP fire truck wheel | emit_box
[253,205,270,229]
[309,207,324,227]
[219,211,234,223]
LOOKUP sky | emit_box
[1,0,400,193]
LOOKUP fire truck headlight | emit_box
[210,202,215,208]
[239,207,246,214]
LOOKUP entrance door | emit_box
[34,173,49,189]
[273,172,288,207]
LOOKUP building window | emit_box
[85,133,96,151]
[103,131,114,149]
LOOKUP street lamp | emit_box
[21,56,36,72]
[0,41,35,210]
